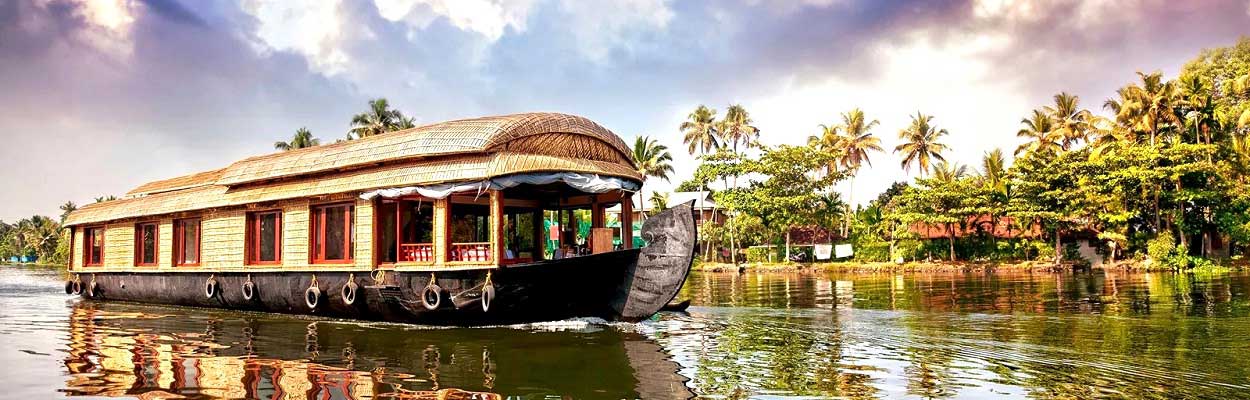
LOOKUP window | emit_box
[134,222,158,266]
[174,218,201,266]
[450,200,492,262]
[311,203,354,263]
[246,211,282,265]
[378,199,434,263]
[502,208,538,264]
[84,226,104,266]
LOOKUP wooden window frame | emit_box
[133,222,159,267]
[173,218,202,267]
[245,210,283,266]
[309,202,355,264]
[83,225,105,267]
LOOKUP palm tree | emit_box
[980,149,1006,189]
[1045,92,1093,150]
[807,123,843,177]
[349,98,408,138]
[894,112,950,176]
[631,135,675,219]
[931,160,968,184]
[835,108,882,238]
[1015,109,1061,156]
[1231,73,1250,128]
[274,127,321,151]
[649,192,670,216]
[1111,71,1182,146]
[718,104,759,153]
[58,202,77,225]
[679,105,720,156]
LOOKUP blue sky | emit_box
[2,0,1249,221]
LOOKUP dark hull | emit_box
[70,203,698,326]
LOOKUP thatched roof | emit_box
[67,113,641,226]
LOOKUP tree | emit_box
[58,201,77,225]
[631,135,675,219]
[274,127,321,151]
[649,192,670,216]
[1015,109,1060,156]
[894,112,950,176]
[807,123,843,177]
[680,105,720,155]
[718,104,759,153]
[1109,71,1183,146]
[1046,92,1094,150]
[349,98,410,138]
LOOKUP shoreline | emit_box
[697,259,1245,273]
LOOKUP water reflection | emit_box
[8,266,1250,399]
[663,270,1250,398]
[58,300,692,399]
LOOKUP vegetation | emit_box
[274,127,320,151]
[647,37,1250,271]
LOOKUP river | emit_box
[2,265,1249,399]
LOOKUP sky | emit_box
[1,0,1249,222]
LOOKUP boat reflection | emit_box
[62,301,693,399]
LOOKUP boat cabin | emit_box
[63,113,641,273]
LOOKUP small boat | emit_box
[62,113,696,325]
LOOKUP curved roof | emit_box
[212,112,633,188]
[67,112,641,226]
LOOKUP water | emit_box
[3,266,1250,399]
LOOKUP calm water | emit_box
[3,266,1250,399]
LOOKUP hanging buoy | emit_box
[241,275,256,301]
[341,273,358,306]
[64,280,74,295]
[421,273,441,310]
[71,276,82,295]
[481,271,494,312]
[305,275,321,310]
[204,275,218,298]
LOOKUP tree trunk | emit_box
[1053,228,1063,266]
[785,230,791,261]
[947,223,956,262]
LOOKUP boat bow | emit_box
[612,201,698,321]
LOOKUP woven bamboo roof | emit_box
[66,113,641,226]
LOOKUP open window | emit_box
[311,203,354,264]
[377,198,435,264]
[246,211,282,265]
[134,222,158,266]
[448,195,492,262]
[83,226,104,267]
[173,218,200,266]
[502,207,539,264]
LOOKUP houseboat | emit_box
[62,113,696,325]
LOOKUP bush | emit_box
[1147,234,1176,264]
[1063,244,1090,268]
[1030,240,1056,262]
[746,247,771,263]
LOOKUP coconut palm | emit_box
[632,135,675,218]
[58,201,77,225]
[349,98,408,139]
[718,104,759,153]
[649,192,670,216]
[808,123,843,177]
[932,160,968,184]
[1015,109,1061,156]
[1110,71,1182,145]
[1045,92,1093,150]
[274,127,321,151]
[894,112,950,176]
[837,109,883,171]
[1232,73,1250,128]
[980,149,1006,189]
[680,105,720,156]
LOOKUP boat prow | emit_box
[612,201,698,321]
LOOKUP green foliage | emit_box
[1147,235,1176,264]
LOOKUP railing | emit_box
[399,243,435,263]
[450,242,493,262]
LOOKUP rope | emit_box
[310,274,318,287]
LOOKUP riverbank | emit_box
[697,258,1246,273]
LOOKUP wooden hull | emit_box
[69,203,697,326]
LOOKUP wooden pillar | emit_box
[434,198,449,266]
[533,210,545,261]
[370,197,381,268]
[621,194,634,249]
[491,190,504,265]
